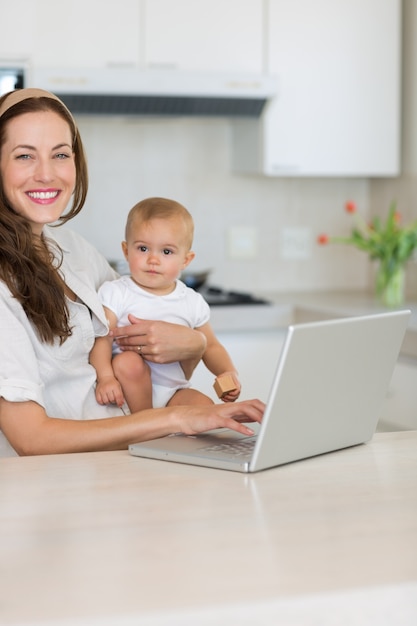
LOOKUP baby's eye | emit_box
[139,245,148,252]
[163,249,173,255]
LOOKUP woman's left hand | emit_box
[110,314,207,365]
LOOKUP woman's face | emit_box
[0,110,76,234]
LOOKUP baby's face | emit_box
[122,216,194,295]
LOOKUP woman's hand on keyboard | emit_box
[173,398,265,437]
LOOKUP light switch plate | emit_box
[280,227,311,260]
[228,226,258,259]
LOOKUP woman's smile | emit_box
[26,189,61,202]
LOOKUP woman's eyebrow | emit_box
[12,143,36,151]
[53,143,73,150]
[12,142,72,152]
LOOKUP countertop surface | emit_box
[209,289,417,358]
[1,431,416,626]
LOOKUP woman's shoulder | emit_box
[44,226,118,287]
[44,225,99,255]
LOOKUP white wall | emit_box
[71,114,370,294]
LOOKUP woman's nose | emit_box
[33,158,54,182]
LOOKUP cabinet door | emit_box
[0,1,36,60]
[234,0,401,177]
[31,0,141,68]
[144,0,263,73]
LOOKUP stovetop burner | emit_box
[197,285,271,306]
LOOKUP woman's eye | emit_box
[54,153,70,159]
[16,154,31,160]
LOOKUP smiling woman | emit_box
[0,88,264,457]
[0,110,76,234]
[0,89,88,344]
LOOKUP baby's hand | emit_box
[221,386,241,403]
[95,376,125,407]
[213,372,241,403]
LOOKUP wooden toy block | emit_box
[213,373,236,398]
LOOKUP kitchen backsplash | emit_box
[71,115,372,294]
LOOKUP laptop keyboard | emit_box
[199,438,256,457]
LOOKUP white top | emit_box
[0,226,123,457]
[98,275,210,390]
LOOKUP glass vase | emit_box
[375,263,405,307]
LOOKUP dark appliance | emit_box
[197,285,271,306]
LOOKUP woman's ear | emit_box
[182,250,195,269]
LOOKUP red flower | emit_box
[317,234,329,245]
[345,201,357,214]
[393,211,401,223]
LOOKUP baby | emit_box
[90,197,241,411]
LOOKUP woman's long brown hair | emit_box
[0,94,89,344]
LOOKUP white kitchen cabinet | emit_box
[143,0,264,73]
[378,358,417,432]
[190,329,286,402]
[27,0,141,68]
[3,0,263,74]
[233,0,401,177]
[0,1,37,61]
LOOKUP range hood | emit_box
[30,67,277,117]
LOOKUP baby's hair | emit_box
[126,197,194,249]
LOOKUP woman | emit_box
[0,88,263,457]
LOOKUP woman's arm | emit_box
[0,397,264,456]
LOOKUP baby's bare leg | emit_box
[167,387,214,407]
[112,352,152,413]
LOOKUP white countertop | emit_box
[209,290,417,358]
[1,431,416,626]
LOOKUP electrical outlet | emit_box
[280,228,311,260]
[228,227,258,259]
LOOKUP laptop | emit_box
[129,310,410,472]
